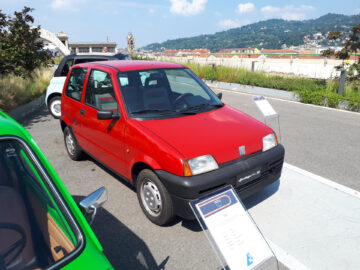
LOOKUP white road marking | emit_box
[284,163,360,199]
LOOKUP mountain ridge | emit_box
[143,13,360,52]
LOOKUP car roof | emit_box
[63,54,127,60]
[0,111,30,140]
[77,60,185,72]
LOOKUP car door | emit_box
[61,67,89,146]
[79,68,127,175]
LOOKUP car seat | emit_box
[143,73,172,110]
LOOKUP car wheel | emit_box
[48,96,62,119]
[64,126,83,160]
[136,169,174,226]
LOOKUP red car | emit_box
[61,60,284,225]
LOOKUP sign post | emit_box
[190,186,278,270]
[252,96,281,142]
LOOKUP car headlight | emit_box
[184,155,219,176]
[262,133,278,152]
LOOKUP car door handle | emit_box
[80,109,85,116]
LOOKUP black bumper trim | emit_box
[155,144,285,219]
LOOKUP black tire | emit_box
[136,169,175,226]
[64,126,83,160]
[48,96,62,119]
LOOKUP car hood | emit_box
[138,105,273,164]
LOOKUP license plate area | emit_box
[235,167,261,187]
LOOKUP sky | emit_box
[1,0,359,48]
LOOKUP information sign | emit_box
[252,96,281,142]
[253,96,277,118]
[190,186,276,270]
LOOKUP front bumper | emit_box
[156,144,285,219]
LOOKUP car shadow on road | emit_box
[243,179,280,209]
[18,106,52,128]
[73,195,169,270]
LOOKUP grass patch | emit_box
[0,68,53,112]
[180,62,360,112]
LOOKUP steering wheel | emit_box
[174,93,193,108]
[0,223,26,268]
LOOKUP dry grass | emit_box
[0,68,53,112]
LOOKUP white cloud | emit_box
[51,0,86,10]
[149,8,155,14]
[261,5,315,20]
[51,0,72,9]
[170,0,207,16]
[237,2,255,14]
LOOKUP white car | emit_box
[46,53,131,118]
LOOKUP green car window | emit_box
[0,138,82,269]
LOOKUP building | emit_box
[127,32,135,53]
[69,42,117,54]
[192,48,210,54]
[56,32,69,49]
[218,48,260,54]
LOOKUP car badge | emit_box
[239,145,246,156]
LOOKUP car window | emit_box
[65,68,88,102]
[85,69,118,112]
[60,59,73,77]
[0,138,82,269]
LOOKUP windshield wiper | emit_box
[131,109,196,115]
[131,109,176,115]
[179,103,223,113]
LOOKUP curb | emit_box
[205,80,301,101]
[9,94,45,122]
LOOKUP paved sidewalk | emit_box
[245,164,360,270]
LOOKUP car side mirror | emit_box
[217,92,223,100]
[97,110,120,120]
[79,187,107,225]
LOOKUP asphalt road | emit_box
[215,88,360,191]
[19,91,360,269]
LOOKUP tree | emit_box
[0,7,52,76]
[322,24,360,82]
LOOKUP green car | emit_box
[0,111,113,269]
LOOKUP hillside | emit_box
[144,13,360,52]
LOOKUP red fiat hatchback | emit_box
[61,60,285,225]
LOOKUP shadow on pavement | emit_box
[73,195,169,270]
[243,179,280,209]
[18,106,52,128]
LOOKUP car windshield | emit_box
[117,68,223,119]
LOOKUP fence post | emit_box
[251,61,257,72]
[338,68,346,95]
